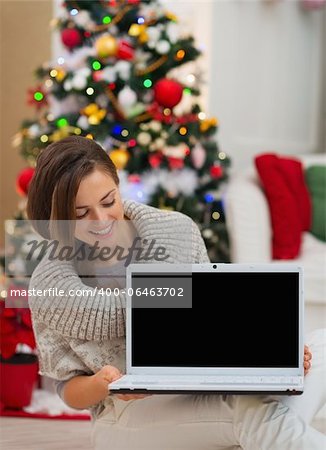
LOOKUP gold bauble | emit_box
[109,149,129,170]
[95,35,118,58]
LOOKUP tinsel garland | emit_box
[135,55,168,76]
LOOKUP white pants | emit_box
[92,329,326,450]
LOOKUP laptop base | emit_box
[110,388,303,395]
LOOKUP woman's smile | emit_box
[89,221,115,239]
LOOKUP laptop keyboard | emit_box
[122,375,303,386]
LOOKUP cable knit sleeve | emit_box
[28,256,126,341]
[191,220,210,263]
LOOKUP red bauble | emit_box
[61,28,82,49]
[149,153,163,168]
[210,165,223,179]
[117,40,135,60]
[153,79,183,109]
[16,167,35,196]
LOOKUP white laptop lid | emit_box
[125,263,304,378]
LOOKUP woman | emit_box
[27,136,325,449]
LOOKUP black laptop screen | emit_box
[131,272,299,368]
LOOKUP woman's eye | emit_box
[76,210,88,219]
[75,199,115,219]
[102,199,116,208]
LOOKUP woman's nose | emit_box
[89,208,108,222]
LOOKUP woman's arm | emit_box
[62,365,122,409]
[28,255,126,341]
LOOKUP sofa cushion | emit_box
[305,165,326,242]
[278,157,312,231]
[255,154,302,259]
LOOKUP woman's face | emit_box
[74,168,125,247]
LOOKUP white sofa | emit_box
[224,153,326,334]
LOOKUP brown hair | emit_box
[27,136,119,240]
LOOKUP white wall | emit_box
[208,1,325,172]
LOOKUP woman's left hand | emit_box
[304,345,312,376]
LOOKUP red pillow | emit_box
[255,154,307,259]
[277,157,312,231]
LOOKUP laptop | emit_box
[109,263,304,395]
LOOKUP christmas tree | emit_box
[14,0,231,262]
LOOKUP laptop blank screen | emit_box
[131,272,299,368]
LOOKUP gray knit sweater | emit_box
[28,200,210,419]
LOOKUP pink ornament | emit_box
[191,144,206,169]
[128,174,141,183]
[92,71,103,82]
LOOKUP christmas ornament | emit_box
[81,103,106,125]
[167,157,184,170]
[71,75,87,90]
[95,34,118,58]
[124,103,146,119]
[49,68,66,82]
[109,149,130,170]
[210,164,223,179]
[102,67,117,83]
[149,153,163,168]
[200,117,218,132]
[163,143,188,159]
[63,79,73,91]
[50,126,76,142]
[153,138,165,150]
[117,40,135,60]
[128,24,148,43]
[153,78,183,108]
[77,115,90,130]
[156,40,171,55]
[115,61,131,80]
[191,144,206,169]
[92,70,103,82]
[117,86,137,108]
[149,120,162,132]
[166,22,179,44]
[137,131,151,146]
[128,174,141,183]
[61,28,82,49]
[146,26,161,48]
[16,167,35,196]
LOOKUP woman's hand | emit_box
[94,365,122,392]
[95,365,150,401]
[304,345,312,376]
